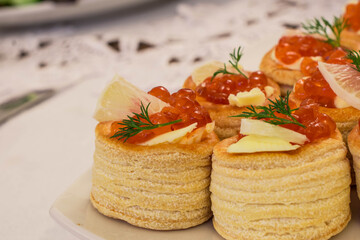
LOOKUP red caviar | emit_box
[344,1,360,32]
[275,35,333,65]
[111,87,211,144]
[288,99,336,142]
[195,71,268,104]
[293,48,351,107]
[237,99,336,143]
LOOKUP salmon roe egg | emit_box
[195,71,268,104]
[344,1,360,32]
[111,86,212,144]
[275,35,333,65]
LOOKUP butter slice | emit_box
[228,88,265,108]
[140,123,197,146]
[227,135,300,153]
[334,96,351,109]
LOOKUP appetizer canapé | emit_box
[91,76,219,230]
[210,96,351,240]
[260,16,348,93]
[183,47,280,139]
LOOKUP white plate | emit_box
[50,170,223,240]
[50,170,360,240]
[0,0,159,27]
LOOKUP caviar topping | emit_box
[344,1,360,32]
[195,71,268,105]
[275,35,333,65]
[293,48,352,107]
[236,97,336,143]
[284,99,336,142]
[111,86,211,144]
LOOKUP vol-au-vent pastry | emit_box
[183,47,280,139]
[348,121,360,198]
[210,96,351,240]
[290,50,360,142]
[341,1,360,51]
[260,16,348,94]
[91,76,219,230]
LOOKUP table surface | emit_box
[0,0,354,239]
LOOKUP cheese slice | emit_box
[227,135,300,153]
[140,123,197,146]
[228,88,266,107]
[240,119,308,144]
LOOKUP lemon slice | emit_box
[94,75,169,122]
[318,62,360,110]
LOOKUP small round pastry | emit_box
[183,50,280,140]
[210,101,351,240]
[341,1,360,51]
[92,122,218,230]
[260,16,350,95]
[91,78,219,230]
[259,34,334,94]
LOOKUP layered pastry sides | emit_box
[210,131,351,240]
[348,124,360,198]
[91,122,219,230]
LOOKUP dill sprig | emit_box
[111,102,181,142]
[301,16,348,47]
[347,50,360,72]
[230,91,305,128]
[212,47,248,80]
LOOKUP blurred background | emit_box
[0,0,351,239]
[0,0,347,118]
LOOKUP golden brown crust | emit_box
[341,30,360,51]
[348,124,360,198]
[91,122,219,230]
[210,131,351,239]
[259,48,304,86]
[183,76,281,139]
[213,213,351,240]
